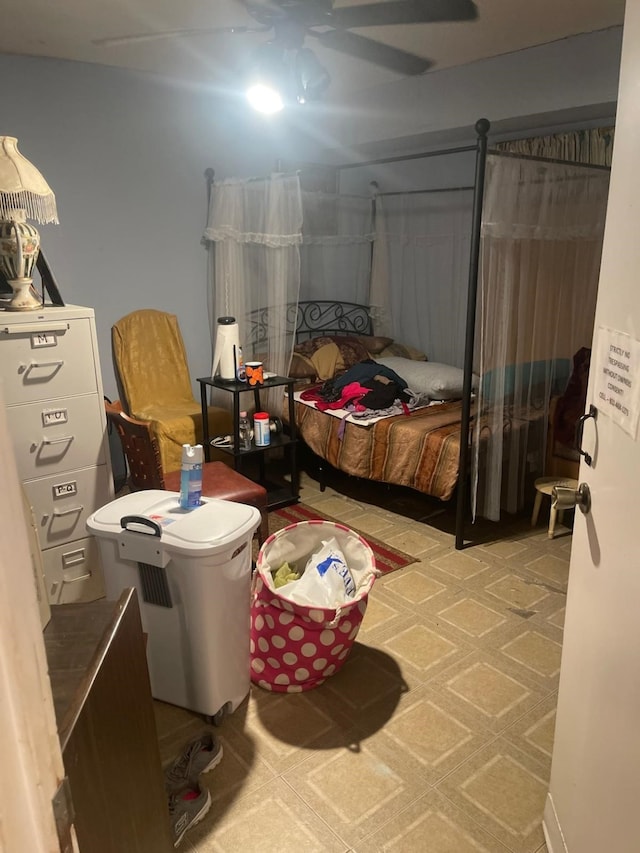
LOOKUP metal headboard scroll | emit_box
[294,301,373,340]
[246,301,373,349]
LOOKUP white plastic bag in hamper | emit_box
[277,537,355,608]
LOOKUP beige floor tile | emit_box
[376,682,495,785]
[189,776,348,852]
[376,559,466,612]
[339,510,397,538]
[545,606,566,630]
[356,587,407,635]
[436,738,548,853]
[430,650,548,734]
[354,787,512,852]
[491,623,564,690]
[473,567,568,624]
[375,614,474,685]
[431,549,493,582]
[381,565,450,605]
[384,527,443,556]
[523,554,570,592]
[501,632,562,679]
[481,573,551,613]
[307,494,366,519]
[282,725,431,847]
[435,594,512,639]
[477,538,530,561]
[311,642,411,733]
[225,686,356,775]
[501,693,558,770]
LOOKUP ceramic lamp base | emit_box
[5,278,41,310]
[0,215,41,310]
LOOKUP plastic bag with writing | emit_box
[277,537,355,608]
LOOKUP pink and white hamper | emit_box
[250,520,378,693]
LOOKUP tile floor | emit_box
[154,471,571,852]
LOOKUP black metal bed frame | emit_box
[246,300,373,348]
[335,118,491,550]
[210,118,491,549]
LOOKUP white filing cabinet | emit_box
[0,304,114,603]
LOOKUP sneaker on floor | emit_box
[164,730,223,793]
[169,782,212,848]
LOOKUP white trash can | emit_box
[86,490,261,721]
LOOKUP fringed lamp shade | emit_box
[0,136,58,310]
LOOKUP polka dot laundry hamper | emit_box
[250,520,378,693]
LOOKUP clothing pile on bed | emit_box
[298,358,429,421]
[290,331,479,431]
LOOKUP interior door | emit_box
[543,5,640,852]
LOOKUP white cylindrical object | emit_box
[254,412,270,446]
[211,316,240,382]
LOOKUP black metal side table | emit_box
[197,374,299,510]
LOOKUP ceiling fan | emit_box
[94,0,479,77]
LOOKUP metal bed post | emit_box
[455,117,490,550]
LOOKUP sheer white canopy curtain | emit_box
[203,173,303,410]
[472,153,610,521]
[299,190,375,304]
[370,188,473,366]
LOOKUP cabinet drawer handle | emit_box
[63,573,91,583]
[3,323,69,335]
[23,360,64,378]
[41,436,74,446]
[52,505,84,517]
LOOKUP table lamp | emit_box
[0,136,58,310]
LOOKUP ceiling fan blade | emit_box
[311,29,432,75]
[330,0,478,29]
[92,25,266,48]
[244,1,334,29]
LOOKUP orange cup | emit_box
[246,361,264,386]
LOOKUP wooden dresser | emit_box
[44,588,173,852]
[0,304,113,603]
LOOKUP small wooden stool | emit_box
[531,476,579,539]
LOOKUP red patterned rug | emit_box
[266,502,417,576]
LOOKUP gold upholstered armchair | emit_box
[111,309,232,473]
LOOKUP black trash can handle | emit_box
[120,515,162,537]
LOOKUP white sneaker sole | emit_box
[173,788,212,848]
[200,744,224,775]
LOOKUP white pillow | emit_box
[376,357,477,400]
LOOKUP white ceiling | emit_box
[0,0,626,100]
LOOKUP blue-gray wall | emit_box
[0,26,622,396]
[0,54,310,398]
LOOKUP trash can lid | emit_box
[87,490,260,556]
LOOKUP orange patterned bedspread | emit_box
[289,398,465,501]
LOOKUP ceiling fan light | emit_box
[246,41,290,112]
[246,83,284,113]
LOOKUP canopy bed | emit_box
[203,119,610,549]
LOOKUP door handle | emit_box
[552,482,591,515]
[575,404,597,467]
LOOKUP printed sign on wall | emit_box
[594,326,640,438]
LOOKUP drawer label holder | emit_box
[42,408,68,427]
[53,481,78,499]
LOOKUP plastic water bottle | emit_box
[238,411,252,451]
[179,444,203,509]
